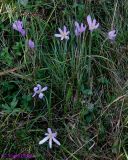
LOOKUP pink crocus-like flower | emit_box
[32,84,48,99]
[39,128,60,148]
[28,39,35,49]
[108,30,117,40]
[75,21,86,36]
[12,20,26,36]
[54,26,70,40]
[87,15,99,31]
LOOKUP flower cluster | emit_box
[32,84,61,148]
[12,20,35,49]
[12,14,117,149]
[54,15,117,41]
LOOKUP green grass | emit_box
[0,0,128,159]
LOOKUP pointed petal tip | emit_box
[49,138,52,148]
[87,15,92,26]
[41,86,48,92]
[54,34,62,38]
[39,93,44,99]
[53,137,61,146]
[48,128,52,133]
[39,136,49,145]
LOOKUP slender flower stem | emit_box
[100,38,108,54]
[64,40,67,54]
[111,0,118,29]
[88,32,92,84]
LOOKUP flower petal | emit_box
[58,28,63,34]
[53,137,61,146]
[28,39,35,49]
[45,133,49,136]
[81,24,86,32]
[34,87,38,92]
[66,31,70,35]
[41,86,48,92]
[63,25,67,33]
[37,84,42,90]
[87,15,92,27]
[65,36,69,40]
[108,30,117,40]
[52,132,57,137]
[20,29,26,36]
[39,93,44,99]
[95,23,99,29]
[49,138,52,148]
[39,136,49,145]
[32,93,36,97]
[81,23,84,28]
[92,19,96,26]
[54,34,62,38]
[75,21,79,28]
[61,36,64,40]
[109,30,116,36]
[12,24,18,31]
[47,128,52,134]
[12,20,23,31]
[75,29,79,36]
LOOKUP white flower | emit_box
[39,128,61,148]
[108,30,117,40]
[54,26,70,40]
[32,84,48,99]
[87,15,99,32]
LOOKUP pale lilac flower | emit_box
[54,26,70,40]
[12,20,26,36]
[39,128,60,148]
[32,84,48,99]
[108,30,117,40]
[87,15,99,32]
[28,39,35,49]
[75,21,86,36]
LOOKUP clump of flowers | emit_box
[11,13,117,152]
[54,26,70,40]
[28,39,35,49]
[108,30,117,41]
[32,84,48,99]
[75,21,86,36]
[39,128,60,148]
[87,15,99,32]
[12,20,26,36]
